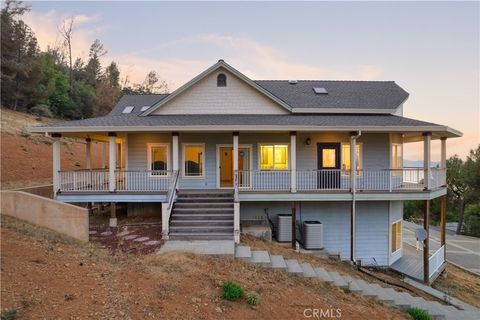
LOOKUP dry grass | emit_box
[433,264,480,308]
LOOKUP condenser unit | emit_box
[276,214,292,242]
[302,221,323,249]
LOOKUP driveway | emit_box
[403,220,480,275]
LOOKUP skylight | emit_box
[122,106,135,113]
[140,106,150,112]
[313,87,328,94]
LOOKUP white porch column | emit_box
[423,132,432,190]
[234,202,240,243]
[233,133,239,173]
[161,202,169,239]
[172,132,179,171]
[52,133,61,196]
[350,132,357,192]
[85,138,92,169]
[101,142,107,169]
[108,132,117,192]
[290,132,297,193]
[441,137,447,169]
[233,132,240,243]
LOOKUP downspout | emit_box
[350,130,362,264]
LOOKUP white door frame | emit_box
[216,144,252,189]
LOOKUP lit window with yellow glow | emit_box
[341,144,362,171]
[147,143,169,175]
[259,144,288,170]
[391,220,402,253]
[183,144,204,177]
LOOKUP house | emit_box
[31,60,462,283]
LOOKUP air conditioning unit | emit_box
[276,214,292,242]
[302,221,323,250]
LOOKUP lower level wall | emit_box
[240,200,396,266]
[127,202,162,218]
[0,191,89,241]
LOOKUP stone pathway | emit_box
[236,245,479,320]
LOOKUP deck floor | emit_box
[390,244,438,281]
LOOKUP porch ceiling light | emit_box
[306,137,311,145]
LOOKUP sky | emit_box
[22,1,479,160]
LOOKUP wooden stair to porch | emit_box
[169,190,234,240]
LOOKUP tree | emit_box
[121,70,169,94]
[92,61,121,116]
[1,0,41,110]
[58,16,74,89]
[85,39,107,88]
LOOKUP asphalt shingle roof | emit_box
[254,80,409,110]
[33,114,443,130]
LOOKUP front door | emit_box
[317,143,341,189]
[218,146,251,188]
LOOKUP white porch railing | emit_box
[115,170,173,191]
[237,168,446,192]
[59,169,109,192]
[429,245,446,278]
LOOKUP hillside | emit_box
[0,215,409,319]
[0,108,103,189]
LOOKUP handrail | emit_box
[167,170,180,211]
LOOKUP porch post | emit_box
[233,132,239,174]
[350,132,358,262]
[110,202,117,227]
[440,137,447,261]
[233,132,240,243]
[423,132,432,190]
[85,138,92,169]
[161,202,169,240]
[290,132,297,193]
[101,142,107,169]
[423,199,430,284]
[172,132,179,171]
[52,133,62,196]
[108,132,117,192]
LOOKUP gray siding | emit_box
[240,200,392,266]
[356,201,389,266]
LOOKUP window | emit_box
[391,143,403,169]
[147,143,169,175]
[140,106,150,112]
[183,144,205,177]
[391,220,402,253]
[217,73,227,87]
[341,143,362,171]
[122,106,134,113]
[259,144,289,170]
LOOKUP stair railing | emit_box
[162,170,180,239]
[233,170,240,243]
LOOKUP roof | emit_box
[255,80,409,111]
[108,94,169,115]
[29,114,462,138]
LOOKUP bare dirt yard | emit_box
[433,264,480,308]
[0,107,104,189]
[1,216,410,320]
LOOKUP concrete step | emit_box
[354,280,378,298]
[170,220,234,227]
[313,268,334,284]
[235,245,252,261]
[300,263,317,278]
[375,287,396,304]
[328,272,349,289]
[381,288,410,310]
[172,213,233,220]
[342,276,362,294]
[409,298,447,320]
[173,208,234,214]
[170,226,233,233]
[270,255,287,269]
[285,259,303,275]
[168,233,233,240]
[174,202,234,208]
[250,250,271,267]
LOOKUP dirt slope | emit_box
[0,108,104,189]
[0,216,409,320]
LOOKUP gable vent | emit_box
[122,106,135,113]
[288,80,298,85]
[313,87,328,94]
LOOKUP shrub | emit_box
[30,104,54,118]
[246,291,259,306]
[464,203,480,237]
[221,281,243,301]
[20,128,31,138]
[0,309,17,320]
[408,307,432,320]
